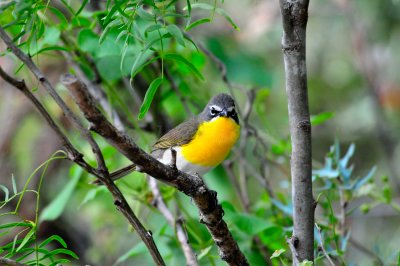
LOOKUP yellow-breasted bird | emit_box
[104,93,240,182]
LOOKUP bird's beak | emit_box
[220,109,228,117]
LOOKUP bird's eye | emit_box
[210,107,218,116]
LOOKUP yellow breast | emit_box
[181,117,240,167]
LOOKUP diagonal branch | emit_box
[61,74,249,266]
[0,257,27,266]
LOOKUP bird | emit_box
[97,93,240,183]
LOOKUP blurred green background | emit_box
[0,0,400,265]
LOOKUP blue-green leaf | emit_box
[138,77,164,119]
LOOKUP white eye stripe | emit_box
[227,106,235,112]
[209,105,222,111]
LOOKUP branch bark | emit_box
[277,0,314,263]
[61,74,249,266]
[0,257,27,266]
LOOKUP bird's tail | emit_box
[91,163,137,185]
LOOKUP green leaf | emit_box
[185,3,214,11]
[39,235,67,249]
[0,184,9,201]
[32,46,69,57]
[43,6,69,28]
[311,112,335,126]
[11,174,17,195]
[397,251,400,266]
[185,18,211,31]
[166,24,185,47]
[77,29,99,55]
[144,24,163,37]
[79,187,106,208]
[187,3,240,31]
[39,248,79,260]
[164,53,204,80]
[227,212,274,235]
[0,221,33,230]
[138,77,164,119]
[96,55,123,81]
[99,19,121,44]
[186,0,191,16]
[39,167,82,222]
[270,249,285,259]
[197,245,213,260]
[42,27,61,46]
[216,7,240,31]
[115,242,147,265]
[136,5,154,20]
[299,260,313,266]
[16,227,35,252]
[75,0,88,16]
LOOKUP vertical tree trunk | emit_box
[277,0,314,264]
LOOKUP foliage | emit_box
[0,151,78,265]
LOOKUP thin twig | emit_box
[315,224,335,266]
[286,235,300,265]
[60,74,249,266]
[149,178,198,266]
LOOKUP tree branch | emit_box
[149,178,198,266]
[278,0,314,263]
[0,257,27,266]
[61,74,249,266]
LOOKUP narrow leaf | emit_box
[16,227,35,252]
[215,8,240,31]
[39,235,67,248]
[185,18,211,31]
[138,77,164,119]
[0,184,9,201]
[166,24,185,47]
[164,53,204,80]
[39,168,82,222]
[0,221,33,230]
[11,175,17,195]
[311,112,335,126]
[270,249,286,259]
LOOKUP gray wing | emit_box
[152,117,199,154]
